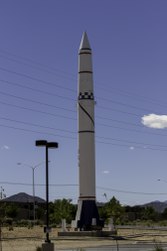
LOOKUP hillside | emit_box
[142,200,167,213]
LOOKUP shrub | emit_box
[153,240,164,251]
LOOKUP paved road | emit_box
[63,244,167,251]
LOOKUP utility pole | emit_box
[0,187,4,251]
[17,162,44,224]
[0,187,5,200]
[0,220,2,251]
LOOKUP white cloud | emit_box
[141,114,167,129]
[102,170,110,174]
[1,145,10,150]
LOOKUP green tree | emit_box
[98,205,108,221]
[5,203,19,219]
[104,196,125,224]
[49,199,76,225]
[141,206,159,221]
[161,208,167,220]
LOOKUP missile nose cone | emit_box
[79,32,91,51]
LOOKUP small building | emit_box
[0,192,45,221]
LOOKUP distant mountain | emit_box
[1,192,45,204]
[142,200,167,213]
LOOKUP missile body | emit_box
[78,32,95,199]
[75,32,103,230]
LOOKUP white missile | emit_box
[75,32,103,230]
[78,32,95,199]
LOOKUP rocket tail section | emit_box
[76,199,104,231]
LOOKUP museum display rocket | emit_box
[75,32,103,230]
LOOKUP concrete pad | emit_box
[58,230,117,237]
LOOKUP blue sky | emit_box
[0,0,167,206]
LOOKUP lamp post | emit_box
[35,140,58,243]
[17,162,44,223]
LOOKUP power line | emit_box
[0,89,76,113]
[0,79,75,102]
[96,115,141,127]
[97,122,167,138]
[97,186,167,196]
[0,116,76,134]
[1,48,167,111]
[96,140,167,152]
[0,81,162,131]
[0,181,167,196]
[96,83,167,110]
[0,76,163,117]
[0,101,76,120]
[1,116,167,149]
[97,96,156,113]
[97,106,140,117]
[0,48,75,79]
[1,58,167,150]
[0,122,167,151]
[0,66,75,93]
[0,53,75,80]
[0,78,145,118]
[96,135,167,148]
[0,181,78,187]
[0,123,76,139]
[0,84,153,128]
[1,91,167,140]
[0,78,164,132]
[0,66,164,115]
[1,97,167,141]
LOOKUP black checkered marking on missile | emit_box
[79,92,94,100]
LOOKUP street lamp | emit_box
[17,162,44,223]
[35,140,58,243]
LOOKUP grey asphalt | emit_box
[63,244,167,251]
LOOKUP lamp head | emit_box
[35,140,47,147]
[35,140,58,149]
[47,142,58,149]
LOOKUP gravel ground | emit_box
[1,226,167,251]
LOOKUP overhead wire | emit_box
[97,123,167,137]
[96,140,167,152]
[0,79,75,102]
[1,49,167,152]
[1,115,167,149]
[1,47,167,111]
[96,96,157,113]
[1,90,167,143]
[0,48,75,78]
[0,123,76,139]
[0,120,167,151]
[0,101,76,120]
[0,89,76,112]
[1,97,167,139]
[0,86,156,130]
[96,83,167,109]
[0,116,76,134]
[0,53,75,80]
[0,181,166,196]
[1,48,167,203]
[0,66,165,115]
[0,66,75,93]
